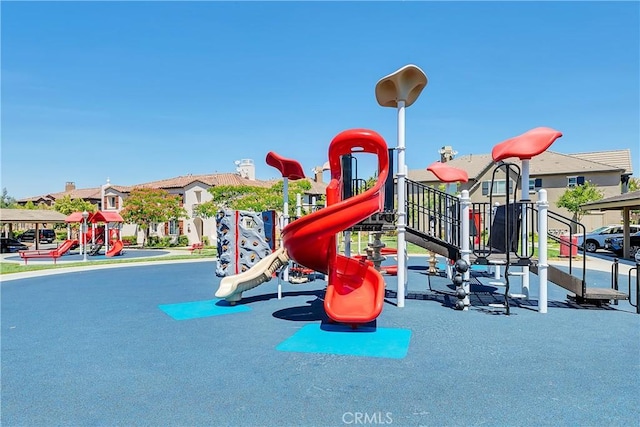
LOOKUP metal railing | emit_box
[405,179,461,248]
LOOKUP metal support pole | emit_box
[536,189,548,313]
[282,177,289,282]
[397,99,407,307]
[460,190,471,309]
[82,211,89,262]
[521,159,530,298]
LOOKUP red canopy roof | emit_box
[65,211,123,223]
[91,211,124,223]
[65,212,87,223]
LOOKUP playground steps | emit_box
[508,293,527,299]
[530,264,629,303]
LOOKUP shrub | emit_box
[177,235,189,247]
[122,235,137,245]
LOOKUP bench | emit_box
[19,250,63,265]
[188,243,204,254]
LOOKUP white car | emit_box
[576,224,640,253]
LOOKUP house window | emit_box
[107,196,117,209]
[528,178,543,193]
[168,220,180,235]
[149,223,158,233]
[567,176,585,187]
[481,179,515,196]
[195,190,202,204]
[534,178,542,189]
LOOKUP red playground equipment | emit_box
[65,211,125,257]
[215,128,390,325]
[282,129,389,324]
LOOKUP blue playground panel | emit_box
[158,299,251,320]
[277,323,412,359]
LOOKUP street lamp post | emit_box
[82,210,89,262]
[375,65,428,308]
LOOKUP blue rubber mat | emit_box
[158,299,250,320]
[277,323,411,359]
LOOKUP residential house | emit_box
[18,160,327,245]
[408,149,634,231]
[18,182,103,208]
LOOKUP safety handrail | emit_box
[629,263,639,314]
[611,258,620,305]
[545,209,587,297]
[405,178,461,248]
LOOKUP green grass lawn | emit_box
[0,249,217,275]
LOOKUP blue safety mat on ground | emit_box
[158,299,250,320]
[277,323,411,359]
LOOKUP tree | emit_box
[194,180,316,218]
[120,188,187,246]
[628,177,639,192]
[0,188,17,208]
[556,181,604,222]
[53,195,96,216]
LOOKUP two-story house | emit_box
[18,160,327,245]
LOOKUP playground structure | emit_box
[216,129,390,324]
[214,64,637,321]
[65,211,125,258]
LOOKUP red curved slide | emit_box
[281,129,389,324]
[106,240,123,257]
[55,239,79,256]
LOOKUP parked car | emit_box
[604,232,640,258]
[0,237,29,253]
[576,224,640,253]
[17,229,56,243]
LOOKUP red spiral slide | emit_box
[281,129,390,324]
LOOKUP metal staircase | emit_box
[405,178,462,260]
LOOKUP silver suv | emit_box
[577,224,640,253]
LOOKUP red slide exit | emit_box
[281,129,389,324]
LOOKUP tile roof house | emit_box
[17,166,328,246]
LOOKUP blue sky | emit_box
[2,1,638,199]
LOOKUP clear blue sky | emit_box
[2,1,638,199]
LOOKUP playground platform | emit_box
[1,254,638,426]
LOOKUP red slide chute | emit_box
[281,129,389,324]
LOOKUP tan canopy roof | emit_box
[581,190,640,211]
[0,208,68,224]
